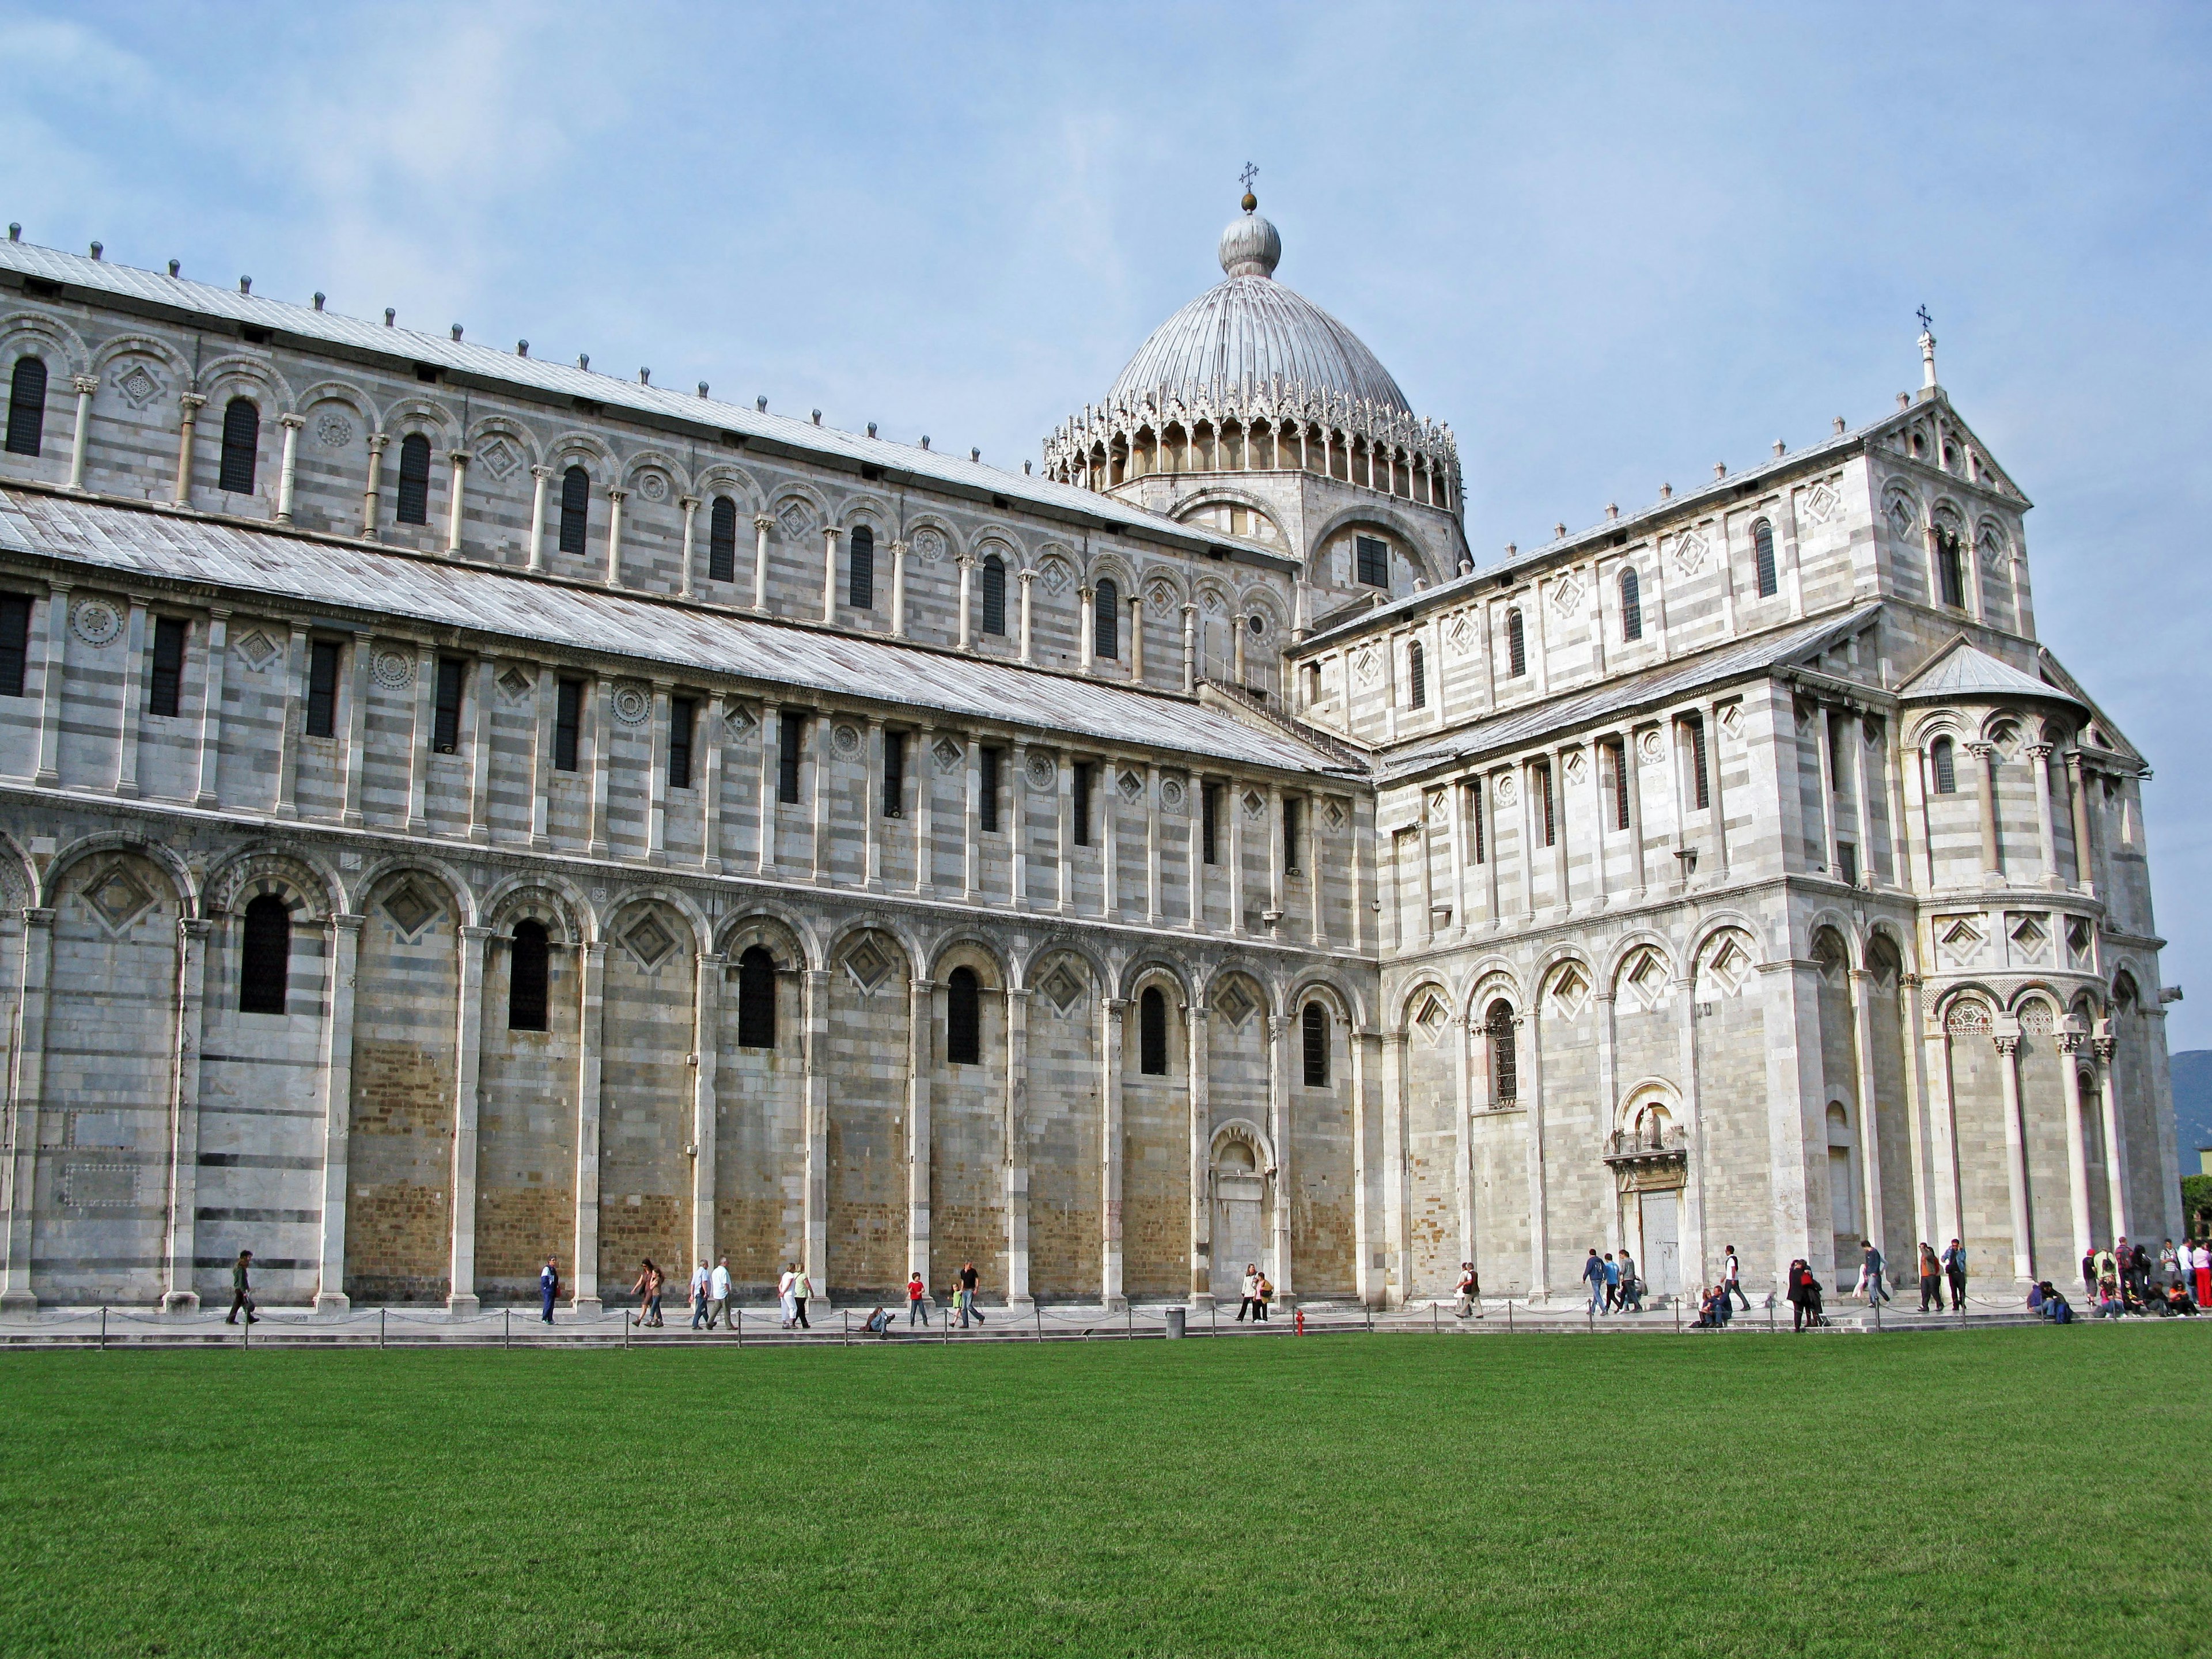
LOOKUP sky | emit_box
[5,2,2210,1045]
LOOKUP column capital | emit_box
[754,512,776,532]
[365,431,388,453]
[2025,742,2052,761]
[908,976,936,994]
[678,494,700,512]
[329,912,366,934]
[2092,1035,2116,1060]
[954,548,976,569]
[698,951,727,968]
[71,373,99,396]
[459,923,497,942]
[1016,565,1036,585]
[179,392,207,413]
[1965,740,1994,758]
[1103,995,1129,1013]
[179,917,214,941]
[605,486,628,502]
[277,411,305,430]
[1993,1033,2020,1056]
[1006,986,1033,1004]
[529,463,553,481]
[446,448,469,466]
[821,524,842,543]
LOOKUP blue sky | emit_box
[7,3,2210,1044]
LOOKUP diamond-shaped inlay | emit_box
[1445,613,1476,658]
[1550,572,1584,615]
[1147,582,1177,614]
[1563,750,1587,784]
[844,938,889,993]
[2067,919,2093,960]
[1705,938,1749,992]
[1118,770,1145,804]
[84,865,154,931]
[1801,482,1840,525]
[1941,918,1980,947]
[1671,529,1709,578]
[2011,915,2047,947]
[1353,647,1381,687]
[1548,967,1589,1018]
[1242,789,1265,822]
[1216,983,1255,1027]
[626,914,676,969]
[1041,965,1084,1014]
[1324,800,1347,832]
[933,737,963,774]
[1413,994,1448,1042]
[1200,588,1225,616]
[1425,788,1448,824]
[725,703,754,736]
[777,499,813,537]
[498,666,533,703]
[477,437,520,481]
[116,362,163,410]
[234,630,279,672]
[383,884,437,937]
[1037,558,1070,596]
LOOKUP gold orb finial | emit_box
[1241,190,1257,213]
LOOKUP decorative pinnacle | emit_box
[1918,305,1938,391]
[1240,161,1258,212]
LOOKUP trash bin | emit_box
[1165,1306,1186,1339]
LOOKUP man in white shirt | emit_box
[707,1256,732,1331]
[777,1263,798,1328]
[689,1259,712,1330]
[1724,1245,1751,1312]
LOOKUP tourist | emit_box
[690,1259,712,1330]
[861,1306,895,1336]
[1941,1238,1967,1312]
[1694,1285,1721,1328]
[1255,1271,1272,1320]
[707,1256,731,1331]
[630,1259,656,1328]
[1618,1248,1642,1312]
[1453,1262,1479,1319]
[2027,1280,2045,1315]
[2093,1276,2124,1319]
[2081,1246,2099,1300]
[776,1263,798,1329]
[2159,1238,2181,1291]
[907,1270,930,1326]
[1918,1243,1943,1312]
[959,1260,985,1327]
[1859,1240,1889,1305]
[1582,1248,1607,1315]
[2039,1282,2073,1324]
[2192,1238,2211,1307]
[1603,1252,1622,1312]
[2161,1281,2196,1317]
[1238,1264,1262,1322]
[791,1264,812,1330]
[2129,1241,2154,1306]
[1724,1244,1750,1312]
[539,1256,559,1324]
[225,1249,258,1325]
[1786,1259,1816,1332]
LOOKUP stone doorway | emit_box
[1209,1123,1273,1302]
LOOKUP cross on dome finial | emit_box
[1240,162,1258,213]
[1917,304,1938,391]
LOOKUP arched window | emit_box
[1408,641,1427,709]
[1936,529,1965,608]
[946,965,982,1065]
[849,524,875,611]
[1094,577,1120,660]
[1619,566,1642,642]
[395,432,433,525]
[1930,736,1957,795]
[508,920,550,1031]
[1752,518,1778,598]
[1506,608,1527,678]
[1302,1001,1330,1086]
[1139,985,1168,1076]
[1486,1000,1517,1103]
[558,465,589,556]
[238,894,290,1015]
[218,397,259,494]
[980,554,1007,636]
[5,356,46,457]
[708,496,737,582]
[736,946,777,1050]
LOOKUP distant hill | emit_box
[2172,1051,2212,1172]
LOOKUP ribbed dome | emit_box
[1106,206,1413,416]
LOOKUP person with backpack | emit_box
[1859,1240,1889,1305]
[1918,1243,1943,1312]
[1617,1247,1642,1312]
[1237,1264,1263,1322]
[1582,1248,1607,1316]
[1602,1252,1622,1312]
[1941,1238,1967,1312]
[1786,1259,1815,1331]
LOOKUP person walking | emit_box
[1618,1247,1641,1312]
[957,1260,984,1327]
[1941,1237,1967,1312]
[1237,1264,1262,1322]
[707,1257,731,1331]
[776,1263,798,1329]
[1453,1262,1479,1319]
[1860,1240,1889,1305]
[539,1256,560,1324]
[790,1264,812,1330]
[690,1259,712,1330]
[225,1249,258,1325]
[1603,1252,1622,1312]
[1582,1248,1607,1315]
[1254,1271,1272,1320]
[631,1259,664,1328]
[1918,1243,1942,1312]
[1724,1244,1751,1312]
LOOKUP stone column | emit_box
[752,513,774,612]
[1187,997,1213,1306]
[1520,1012,1548,1297]
[1847,967,1886,1263]
[862,718,885,889]
[1017,566,1036,664]
[1009,740,1029,910]
[955,551,975,649]
[1896,973,1935,1245]
[272,622,307,817]
[1454,1010,1476,1272]
[1055,752,1073,914]
[341,631,370,827]
[194,608,229,807]
[33,583,67,787]
[1762,960,1819,1293]
[906,976,933,1289]
[571,939,607,1313]
[1100,759,1120,918]
[1264,781,1284,930]
[312,913,362,1313]
[158,916,211,1310]
[586,677,612,859]
[443,449,469,553]
[1925,1020,1964,1247]
[445,924,491,1315]
[527,465,552,573]
[802,968,831,1291]
[1101,995,1126,1309]
[67,374,99,491]
[701,697,726,873]
[1812,704,1839,876]
[173,393,205,508]
[360,433,387,539]
[1267,1009,1294,1304]
[1350,1027,1376,1306]
[677,495,700,597]
[1968,740,2002,882]
[1995,1031,2034,1283]
[810,710,832,884]
[2059,1033,2093,1266]
[1077,586,1096,674]
[528,668,554,850]
[1128,593,1145,681]
[888,539,909,638]
[2066,753,2096,895]
[1380,1030,1409,1306]
[467,654,495,844]
[692,953,723,1268]
[1004,985,1033,1309]
[404,642,434,834]
[1145,763,1162,924]
[1229,779,1248,934]
[820,527,841,623]
[757,703,779,875]
[112,600,148,800]
[1181,603,1197,692]
[2094,1035,2129,1243]
[603,487,627,586]
[0,908,53,1310]
[2028,743,2059,889]
[272,412,303,522]
[646,682,672,864]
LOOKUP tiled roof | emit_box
[0,488,1349,777]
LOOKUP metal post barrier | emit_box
[1127,1302,1133,1340]
[1211,1300,1218,1336]
[100,1306,107,1350]
[944,1308,950,1347]
[242,1308,249,1350]
[624,1311,630,1349]
[842,1311,849,1347]
[1673,1295,1680,1332]
[1508,1299,1513,1330]
[505,1308,511,1350]
[380,1308,386,1350]
[736,1307,742,1347]
[1035,1305,1041,1342]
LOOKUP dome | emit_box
[1105,200,1413,416]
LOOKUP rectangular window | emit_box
[431,657,465,754]
[1303,662,1321,707]
[778,709,805,804]
[1201,782,1218,865]
[1838,841,1859,887]
[882,729,905,818]
[1284,796,1303,874]
[1611,739,1631,831]
[1466,779,1485,863]
[979,745,1002,834]
[1539,763,1556,847]
[0,594,28,698]
[553,677,583,772]
[147,616,187,718]
[1355,535,1389,588]
[1687,715,1710,810]
[1828,714,1847,790]
[305,638,342,738]
[668,695,696,790]
[1072,762,1093,847]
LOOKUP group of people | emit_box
[1913,1241,1970,1312]
[1689,1245,1753,1327]
[1236,1264,1275,1321]
[1578,1248,1647,1314]
[902,1263,987,1328]
[2055,1235,2212,1321]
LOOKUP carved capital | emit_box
[529,463,553,481]
[278,411,305,430]
[179,393,207,414]
[754,513,776,533]
[2092,1035,2116,1060]
[1994,1034,2020,1056]
[71,374,99,396]
[365,433,389,454]
[605,486,628,502]
[446,449,470,466]
[678,494,700,512]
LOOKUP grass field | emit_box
[0,1327,2203,1658]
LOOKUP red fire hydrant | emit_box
[1294,1308,1305,1335]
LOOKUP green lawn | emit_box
[0,1327,2203,1658]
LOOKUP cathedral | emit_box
[0,191,2179,1315]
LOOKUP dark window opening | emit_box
[736,946,777,1049]
[1467,778,1485,863]
[1936,529,1964,608]
[1931,736,1957,795]
[1838,842,1858,887]
[432,657,465,754]
[1139,986,1168,1076]
[1611,739,1631,831]
[1486,1000,1517,1102]
[946,966,982,1065]
[1753,518,1778,599]
[238,895,290,1015]
[508,920,550,1032]
[882,728,905,817]
[1408,640,1426,710]
[148,616,187,718]
[1284,796,1303,874]
[981,554,1007,636]
[558,465,589,555]
[849,524,875,611]
[0,593,32,696]
[554,677,582,772]
[1201,782,1218,864]
[707,496,737,583]
[1620,566,1642,642]
[1355,535,1388,588]
[1072,762,1093,846]
[1093,578,1119,660]
[1538,762,1556,847]
[668,696,696,790]
[1506,608,1527,677]
[778,709,804,804]
[5,357,46,457]
[218,397,259,494]
[979,745,1002,833]
[306,639,342,737]
[1302,1001,1329,1086]
[1687,714,1710,810]
[396,432,433,525]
